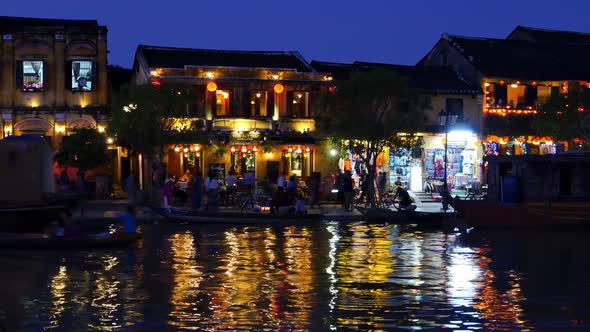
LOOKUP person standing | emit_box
[205,172,220,213]
[277,171,288,189]
[342,171,354,211]
[191,171,203,210]
[162,178,174,208]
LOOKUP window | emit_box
[71,60,95,92]
[250,91,267,117]
[287,91,308,118]
[445,98,464,120]
[215,90,231,116]
[21,61,44,91]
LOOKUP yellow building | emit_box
[0,16,109,148]
[132,45,329,183]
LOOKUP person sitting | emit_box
[117,205,138,234]
[294,192,307,215]
[395,186,416,211]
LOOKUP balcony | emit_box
[484,106,538,116]
[212,118,271,131]
[279,118,315,134]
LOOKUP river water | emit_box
[0,222,589,331]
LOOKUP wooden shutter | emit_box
[65,61,72,90]
[91,61,97,91]
[15,61,23,90]
[41,61,47,91]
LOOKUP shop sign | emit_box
[230,130,262,142]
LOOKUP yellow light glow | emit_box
[183,147,189,153]
[150,70,159,77]
[250,100,255,105]
[30,101,39,108]
[195,145,200,151]
[271,74,280,80]
[207,81,217,92]
[266,152,273,158]
[55,125,66,133]
[174,147,180,152]
[484,82,490,87]
[205,71,215,79]
[273,84,284,94]
[106,137,114,144]
[97,126,106,133]
[255,93,261,98]
[510,83,518,88]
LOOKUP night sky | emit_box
[5,0,590,68]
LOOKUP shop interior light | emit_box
[330,148,338,156]
[447,130,473,141]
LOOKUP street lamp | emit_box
[439,109,458,211]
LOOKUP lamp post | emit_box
[439,109,458,211]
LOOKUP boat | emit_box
[153,207,324,225]
[0,232,142,249]
[355,206,452,226]
[454,153,590,228]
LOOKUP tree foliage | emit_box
[316,69,431,205]
[55,127,110,171]
[109,82,205,159]
[534,83,590,144]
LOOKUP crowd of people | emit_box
[158,168,322,215]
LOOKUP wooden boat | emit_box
[0,232,142,249]
[153,208,324,225]
[356,206,451,225]
[454,153,590,228]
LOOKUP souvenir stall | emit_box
[423,132,480,191]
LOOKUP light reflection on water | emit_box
[0,223,588,331]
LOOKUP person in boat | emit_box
[270,186,290,214]
[117,205,137,234]
[394,186,416,211]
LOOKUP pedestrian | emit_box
[125,172,137,206]
[342,171,354,211]
[162,178,174,208]
[277,171,288,189]
[191,171,203,210]
[205,172,220,213]
[310,172,321,208]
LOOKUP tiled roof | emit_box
[508,25,590,44]
[444,34,590,80]
[0,16,101,32]
[137,45,314,72]
[311,60,480,94]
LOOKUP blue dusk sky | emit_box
[4,0,590,68]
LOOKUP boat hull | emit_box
[0,233,142,249]
[454,199,590,228]
[155,208,323,225]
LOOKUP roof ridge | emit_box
[138,44,299,56]
[515,25,590,37]
[0,15,98,23]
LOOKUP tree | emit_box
[317,69,430,206]
[533,82,590,148]
[109,82,204,199]
[55,127,110,172]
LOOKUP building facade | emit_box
[419,26,590,157]
[0,16,109,148]
[311,61,482,192]
[132,45,329,184]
